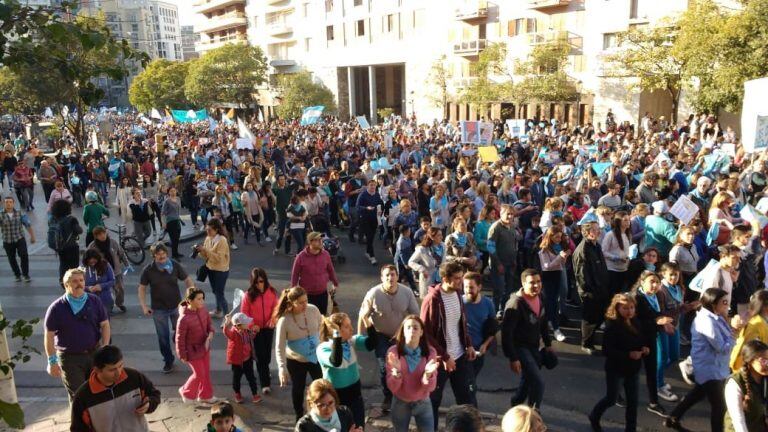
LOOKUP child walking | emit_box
[223,313,261,404]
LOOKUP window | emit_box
[603,32,617,49]
[325,0,333,13]
[326,25,335,41]
[354,0,362,5]
[356,19,365,36]
[385,14,394,32]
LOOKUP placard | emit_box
[739,204,768,229]
[356,116,371,129]
[741,77,768,153]
[477,146,500,163]
[756,197,768,214]
[460,121,480,144]
[669,194,699,225]
[506,119,526,138]
[721,143,736,157]
[235,138,253,149]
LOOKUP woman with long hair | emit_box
[241,182,264,246]
[730,290,768,371]
[665,288,737,432]
[386,315,439,432]
[602,211,632,295]
[240,267,279,395]
[176,287,217,404]
[317,312,378,428]
[589,294,649,432]
[295,379,362,432]
[724,340,768,432]
[275,286,324,420]
[115,177,132,224]
[429,183,450,231]
[708,191,738,246]
[538,225,571,342]
[408,227,442,298]
[195,219,231,318]
[444,215,478,272]
[142,173,162,237]
[473,205,497,276]
[82,248,116,314]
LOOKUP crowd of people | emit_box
[2,108,768,432]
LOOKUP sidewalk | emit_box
[0,183,204,257]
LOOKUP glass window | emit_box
[326,25,334,41]
[603,33,617,49]
[356,19,365,36]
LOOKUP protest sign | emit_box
[235,138,253,149]
[742,77,768,153]
[721,143,736,157]
[461,121,480,144]
[171,109,207,123]
[756,197,768,214]
[669,194,699,225]
[506,119,526,138]
[480,122,493,145]
[478,146,500,163]
[356,115,371,129]
[591,162,611,177]
[740,204,768,229]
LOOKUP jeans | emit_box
[590,370,639,432]
[152,307,179,365]
[286,359,323,420]
[430,355,476,431]
[289,228,305,253]
[113,274,125,308]
[252,328,274,388]
[510,347,545,409]
[642,343,659,405]
[274,216,289,250]
[133,220,152,249]
[262,209,275,237]
[472,352,486,378]
[669,379,726,432]
[165,220,181,257]
[16,185,32,209]
[542,270,562,330]
[3,238,29,277]
[180,353,213,400]
[208,269,229,314]
[375,336,395,400]
[348,206,359,238]
[391,397,434,432]
[244,214,261,243]
[360,216,377,256]
[491,260,516,313]
[59,351,94,402]
[232,356,258,394]
[58,245,80,284]
[656,329,680,388]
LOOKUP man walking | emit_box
[290,231,339,315]
[138,243,196,373]
[488,204,520,317]
[421,262,477,430]
[356,179,384,265]
[44,268,111,401]
[501,269,553,409]
[463,271,497,378]
[0,196,34,282]
[272,173,295,255]
[358,264,419,410]
[71,345,161,431]
[573,220,610,355]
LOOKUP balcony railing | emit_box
[527,30,582,50]
[270,58,297,67]
[193,0,245,15]
[196,13,247,34]
[195,35,247,51]
[453,39,487,57]
[266,18,293,36]
[528,0,572,11]
[453,77,478,88]
[455,1,488,21]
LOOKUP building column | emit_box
[347,67,356,119]
[368,65,377,125]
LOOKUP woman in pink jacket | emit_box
[386,315,439,432]
[176,287,217,404]
[240,267,280,395]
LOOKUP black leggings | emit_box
[149,200,161,231]
[642,344,659,405]
[166,220,182,257]
[286,359,322,420]
[232,357,258,394]
[669,379,726,432]
[252,328,273,388]
[336,380,365,428]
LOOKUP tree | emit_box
[129,59,193,112]
[511,39,579,114]
[604,22,684,123]
[0,68,51,115]
[460,42,514,112]
[185,44,268,108]
[427,55,453,119]
[274,71,337,119]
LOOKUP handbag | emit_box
[196,264,209,282]
[539,347,558,370]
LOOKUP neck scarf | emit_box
[643,291,660,312]
[157,260,173,274]
[342,341,352,362]
[404,345,422,372]
[665,283,683,304]
[310,410,341,432]
[65,292,88,315]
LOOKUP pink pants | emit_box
[180,353,213,400]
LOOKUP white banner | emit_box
[741,77,768,153]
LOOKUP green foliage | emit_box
[512,39,578,105]
[0,68,49,115]
[0,400,24,430]
[274,72,337,119]
[377,107,394,119]
[185,44,268,107]
[460,42,513,107]
[0,313,41,430]
[427,55,453,116]
[129,59,193,112]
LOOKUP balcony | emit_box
[528,0,572,11]
[453,77,478,88]
[196,13,247,34]
[267,19,293,36]
[455,1,488,22]
[527,30,582,51]
[195,35,247,52]
[193,0,245,15]
[267,0,288,4]
[453,39,486,57]
[270,58,297,67]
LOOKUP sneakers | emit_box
[234,392,244,404]
[162,361,174,374]
[178,388,191,404]
[663,417,689,431]
[615,393,626,408]
[262,386,271,395]
[679,358,695,385]
[118,305,127,313]
[369,256,377,265]
[198,397,222,405]
[647,403,667,417]
[581,346,597,356]
[22,276,31,283]
[209,310,224,319]
[553,329,566,342]
[272,248,279,255]
[252,394,263,404]
[264,236,272,242]
[14,275,21,282]
[658,387,679,402]
[231,243,239,250]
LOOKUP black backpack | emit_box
[47,216,80,252]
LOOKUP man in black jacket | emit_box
[573,221,610,355]
[501,268,553,409]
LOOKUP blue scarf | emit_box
[404,346,422,372]
[552,243,563,253]
[342,341,352,362]
[157,260,173,274]
[310,411,341,432]
[65,292,88,315]
[665,283,683,304]
[643,291,660,312]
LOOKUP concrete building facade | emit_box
[181,25,200,60]
[193,0,248,54]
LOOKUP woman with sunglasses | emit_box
[240,267,279,396]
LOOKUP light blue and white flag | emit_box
[237,117,254,141]
[300,106,325,126]
[208,117,217,135]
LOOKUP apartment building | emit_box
[181,25,201,60]
[240,0,737,126]
[194,0,248,54]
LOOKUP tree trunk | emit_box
[669,86,680,125]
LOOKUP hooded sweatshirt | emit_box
[290,248,339,296]
[175,301,214,362]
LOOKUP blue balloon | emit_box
[378,157,391,170]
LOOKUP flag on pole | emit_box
[150,108,163,120]
[208,117,217,135]
[165,109,175,125]
[226,108,235,119]
[237,117,254,142]
[222,116,234,126]
[300,106,325,126]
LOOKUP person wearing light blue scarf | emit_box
[296,379,359,432]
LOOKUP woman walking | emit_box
[538,226,571,342]
[161,186,183,259]
[176,287,217,404]
[195,219,230,318]
[82,248,116,315]
[724,340,768,432]
[408,227,442,299]
[275,286,324,420]
[240,267,279,395]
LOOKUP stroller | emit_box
[309,214,346,263]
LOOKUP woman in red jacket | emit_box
[240,267,279,395]
[176,287,217,404]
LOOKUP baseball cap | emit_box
[231,313,253,327]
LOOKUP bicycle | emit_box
[108,224,145,265]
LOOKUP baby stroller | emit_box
[310,214,345,263]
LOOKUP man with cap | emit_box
[644,201,679,260]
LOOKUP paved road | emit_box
[0,186,712,431]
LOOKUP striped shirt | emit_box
[442,291,465,360]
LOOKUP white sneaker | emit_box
[231,243,239,250]
[198,397,222,404]
[262,386,271,395]
[178,388,191,404]
[264,236,272,242]
[554,329,566,342]
[369,256,377,265]
[657,388,679,402]
[679,358,695,385]
[662,383,672,391]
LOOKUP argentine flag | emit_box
[300,106,325,126]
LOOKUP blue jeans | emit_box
[510,347,545,409]
[208,269,229,314]
[274,216,289,250]
[656,329,680,388]
[375,336,395,399]
[491,260,516,313]
[290,228,306,253]
[542,270,564,330]
[430,355,476,431]
[152,308,179,364]
[391,397,433,432]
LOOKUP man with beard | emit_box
[462,271,498,379]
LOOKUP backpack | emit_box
[47,216,80,252]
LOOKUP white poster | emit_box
[506,119,526,138]
[669,194,699,225]
[741,77,768,153]
[235,138,253,149]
